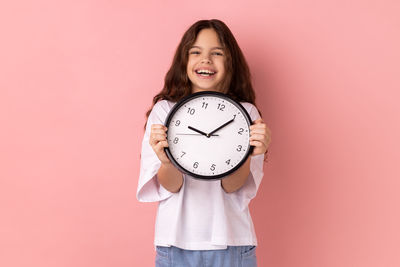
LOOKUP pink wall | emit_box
[1,0,399,266]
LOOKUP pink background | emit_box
[1,0,399,266]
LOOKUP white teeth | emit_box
[196,69,215,74]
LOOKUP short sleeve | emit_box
[228,103,265,209]
[136,101,174,202]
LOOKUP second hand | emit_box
[175,133,219,136]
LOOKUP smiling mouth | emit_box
[195,69,216,77]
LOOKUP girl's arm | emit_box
[150,124,183,193]
[221,118,271,193]
[157,162,183,193]
[221,157,251,193]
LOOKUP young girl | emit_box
[137,19,271,267]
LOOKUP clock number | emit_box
[238,128,244,135]
[225,159,231,165]
[210,164,216,171]
[187,108,195,115]
[180,151,186,158]
[217,103,225,111]
[237,145,242,152]
[202,102,208,109]
[193,162,199,169]
[175,120,181,126]
[173,137,179,144]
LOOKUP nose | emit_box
[201,56,211,64]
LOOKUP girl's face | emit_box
[187,28,226,93]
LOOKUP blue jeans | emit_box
[155,245,257,267]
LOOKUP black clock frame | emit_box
[164,91,254,180]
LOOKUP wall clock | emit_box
[164,91,254,180]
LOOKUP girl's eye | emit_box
[189,50,223,56]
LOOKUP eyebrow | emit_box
[190,46,224,50]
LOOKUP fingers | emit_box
[151,124,167,133]
[250,118,271,156]
[153,140,170,164]
[149,124,168,151]
[250,127,270,135]
[250,140,268,156]
[154,140,169,152]
[149,133,167,146]
[250,130,271,143]
[149,124,170,164]
[250,133,268,145]
[250,120,271,134]
[250,119,271,141]
[250,140,266,148]
[252,118,264,124]
[149,124,168,146]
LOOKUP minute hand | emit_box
[208,118,235,136]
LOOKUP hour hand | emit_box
[188,126,209,138]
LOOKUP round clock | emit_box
[164,91,254,180]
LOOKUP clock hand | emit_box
[188,126,210,138]
[208,117,235,137]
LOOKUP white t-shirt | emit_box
[137,99,264,250]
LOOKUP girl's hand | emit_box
[149,124,170,164]
[250,118,272,156]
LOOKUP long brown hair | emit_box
[145,19,258,126]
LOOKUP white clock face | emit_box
[165,92,252,179]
